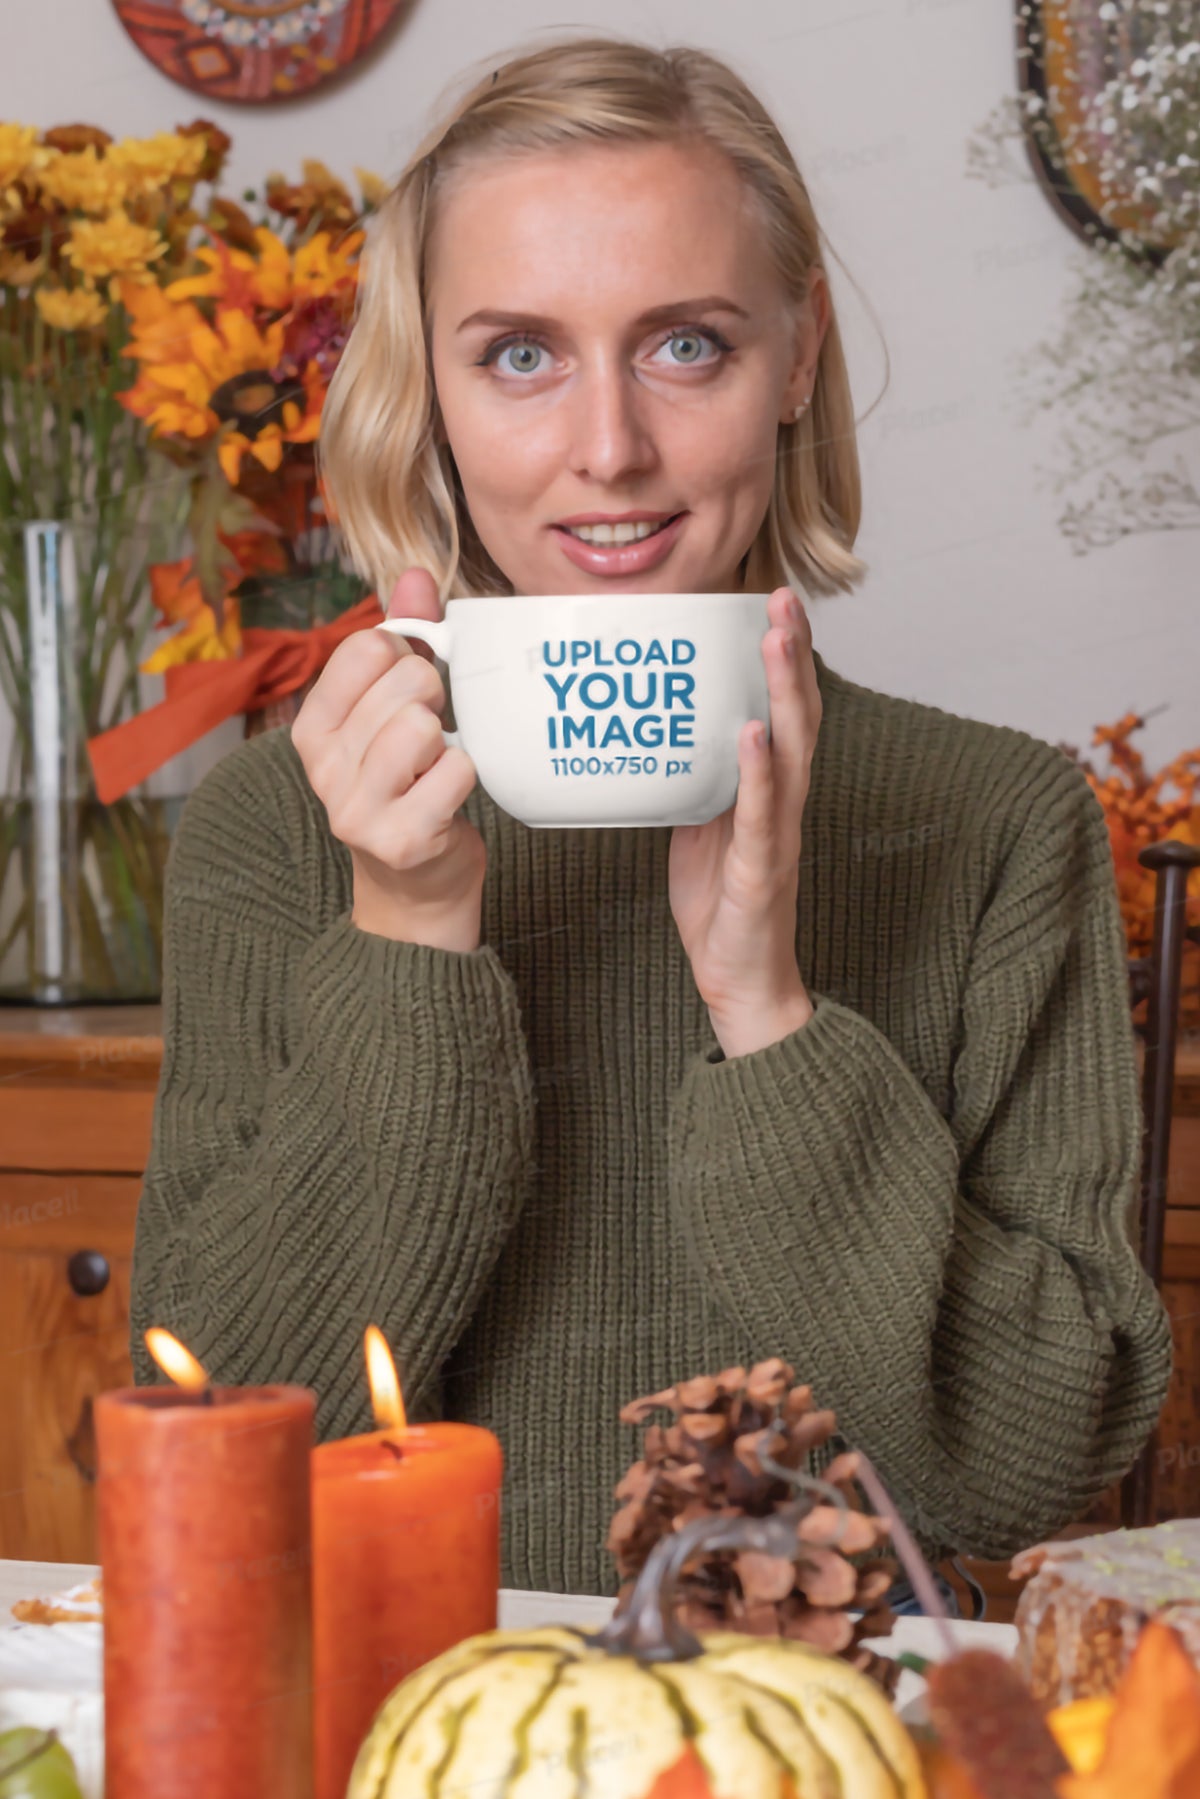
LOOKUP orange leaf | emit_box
[148,557,204,627]
[1056,1622,1200,1799]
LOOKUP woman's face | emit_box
[426,139,828,594]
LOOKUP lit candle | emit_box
[95,1331,315,1799]
[312,1327,502,1799]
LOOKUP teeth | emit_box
[566,518,670,545]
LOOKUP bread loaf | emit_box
[1011,1519,1200,1705]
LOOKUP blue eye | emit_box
[477,324,733,376]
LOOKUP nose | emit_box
[567,357,658,485]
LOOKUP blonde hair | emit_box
[320,32,873,603]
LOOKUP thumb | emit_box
[386,566,442,622]
[385,566,443,665]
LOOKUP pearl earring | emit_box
[792,397,811,422]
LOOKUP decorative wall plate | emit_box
[111,0,406,103]
[1016,1,1179,261]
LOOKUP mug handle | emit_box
[375,616,463,751]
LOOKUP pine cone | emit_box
[607,1358,900,1695]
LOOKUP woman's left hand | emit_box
[669,586,821,1060]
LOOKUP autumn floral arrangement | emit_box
[0,121,215,786]
[87,152,386,801]
[1061,712,1200,1035]
[0,118,381,1000]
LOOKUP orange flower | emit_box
[1064,714,1200,1029]
[292,229,363,301]
[139,530,284,671]
[176,118,231,184]
[140,556,242,671]
[266,159,358,230]
[119,280,286,446]
[42,125,113,155]
[206,196,259,253]
[167,226,292,311]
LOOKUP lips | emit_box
[552,512,687,578]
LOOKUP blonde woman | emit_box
[130,34,1172,1606]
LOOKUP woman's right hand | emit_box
[291,568,486,952]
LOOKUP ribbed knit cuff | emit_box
[670,989,959,1345]
[683,989,951,1132]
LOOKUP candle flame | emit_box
[364,1326,407,1433]
[144,1328,210,1392]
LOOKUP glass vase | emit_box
[0,520,185,1005]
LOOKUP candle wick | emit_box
[200,1388,214,1408]
[380,1437,404,1460]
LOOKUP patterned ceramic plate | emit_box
[111,0,407,102]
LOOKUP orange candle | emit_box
[96,1332,314,1799]
[312,1328,502,1799]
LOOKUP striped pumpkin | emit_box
[347,1624,927,1798]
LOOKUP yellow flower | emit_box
[64,210,167,288]
[167,226,292,311]
[0,124,43,200]
[38,145,129,215]
[292,230,363,300]
[0,250,44,287]
[354,167,388,209]
[106,132,207,199]
[141,593,242,672]
[140,552,249,671]
[34,286,108,331]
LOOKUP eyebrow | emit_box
[455,295,751,334]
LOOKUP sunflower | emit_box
[118,280,311,483]
[120,281,286,442]
[214,354,323,485]
[165,223,362,315]
[166,226,292,311]
[292,229,363,301]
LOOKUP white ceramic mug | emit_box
[375,591,774,828]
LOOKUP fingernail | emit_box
[782,634,797,662]
[787,596,802,626]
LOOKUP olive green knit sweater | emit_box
[130,648,1172,1592]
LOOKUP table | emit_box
[0,1557,1018,1717]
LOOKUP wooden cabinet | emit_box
[0,1008,160,1562]
[1,1009,1198,1600]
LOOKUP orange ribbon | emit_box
[87,594,384,805]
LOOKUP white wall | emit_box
[6,0,1198,783]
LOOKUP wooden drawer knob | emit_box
[67,1249,110,1297]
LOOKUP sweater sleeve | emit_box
[666,756,1173,1560]
[129,733,536,1437]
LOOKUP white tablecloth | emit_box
[0,1558,1018,1798]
